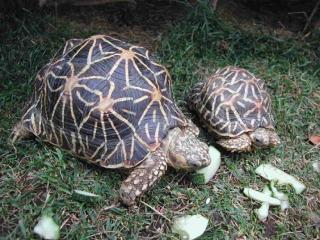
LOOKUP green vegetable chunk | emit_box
[172,214,209,240]
[191,146,221,184]
[255,164,306,194]
[34,215,60,240]
[243,188,281,206]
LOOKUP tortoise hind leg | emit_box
[120,149,167,206]
[11,121,34,144]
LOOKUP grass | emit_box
[0,1,320,239]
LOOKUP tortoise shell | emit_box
[21,35,187,168]
[190,66,275,138]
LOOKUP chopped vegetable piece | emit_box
[254,186,272,222]
[269,181,290,211]
[243,188,281,206]
[255,203,269,222]
[312,161,320,173]
[34,215,60,240]
[191,146,221,184]
[255,164,306,194]
[172,214,209,240]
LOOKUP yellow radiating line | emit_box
[59,128,64,146]
[133,95,149,104]
[122,109,136,116]
[75,91,96,106]
[92,121,98,140]
[138,100,153,125]
[108,116,121,140]
[127,85,152,93]
[101,36,123,51]
[67,62,75,76]
[91,141,105,160]
[79,76,106,81]
[152,109,157,123]
[85,135,89,151]
[106,140,122,162]
[158,102,169,125]
[98,42,115,55]
[87,39,96,64]
[145,122,151,140]
[107,81,115,98]
[125,58,129,86]
[77,83,103,96]
[111,109,149,149]
[50,92,64,121]
[121,140,127,162]
[91,53,119,65]
[69,91,79,130]
[131,59,156,89]
[69,39,90,62]
[50,122,59,144]
[155,122,160,145]
[100,113,108,148]
[130,136,135,160]
[77,133,86,155]
[134,55,155,74]
[61,97,66,129]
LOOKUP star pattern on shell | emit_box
[20,35,187,168]
[190,66,275,137]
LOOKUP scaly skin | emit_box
[120,149,167,206]
[119,125,211,205]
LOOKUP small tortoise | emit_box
[188,66,280,152]
[12,35,210,205]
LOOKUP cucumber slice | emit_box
[243,188,281,206]
[191,146,221,184]
[254,186,272,222]
[34,215,60,240]
[172,214,209,240]
[255,164,306,194]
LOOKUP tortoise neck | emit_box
[162,127,181,166]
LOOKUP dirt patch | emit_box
[217,0,320,34]
[54,1,188,50]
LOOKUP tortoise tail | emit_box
[11,103,42,144]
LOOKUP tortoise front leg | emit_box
[120,149,167,206]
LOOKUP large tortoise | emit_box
[188,66,280,152]
[12,35,210,205]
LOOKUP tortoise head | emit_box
[166,123,210,171]
[249,128,281,148]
